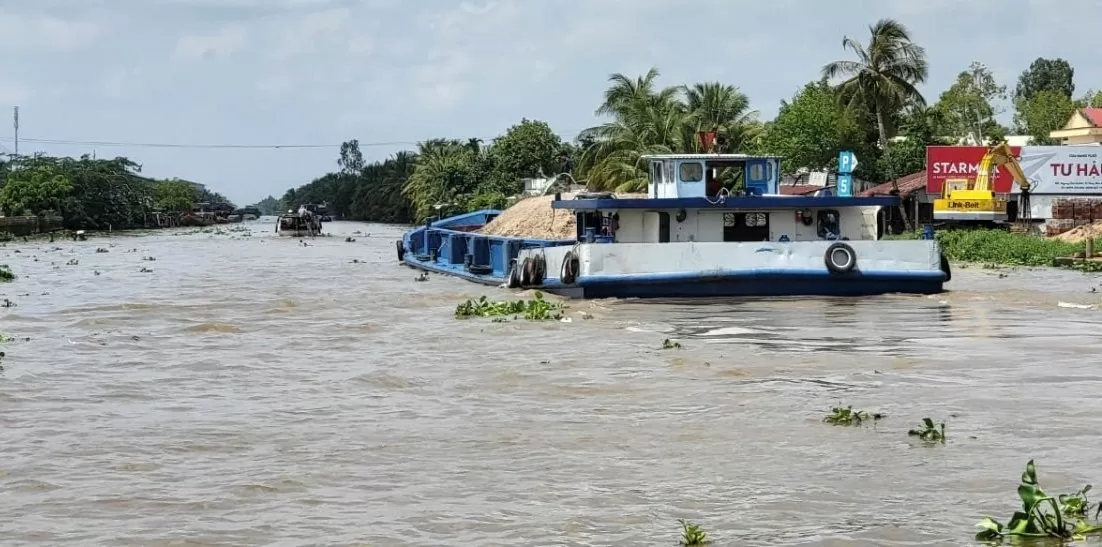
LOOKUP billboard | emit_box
[927,145,1102,195]
[926,145,1022,194]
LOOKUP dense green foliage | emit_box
[283,120,570,223]
[0,154,232,231]
[890,228,1095,266]
[280,18,1098,226]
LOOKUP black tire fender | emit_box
[824,242,857,274]
[560,251,580,285]
[506,259,521,288]
[396,240,405,261]
[940,254,952,282]
[519,257,533,286]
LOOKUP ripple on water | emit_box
[2,223,1102,545]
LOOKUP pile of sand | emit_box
[479,192,646,240]
[1050,221,1102,243]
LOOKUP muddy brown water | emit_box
[2,220,1102,546]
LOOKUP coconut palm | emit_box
[821,18,928,149]
[578,69,761,192]
[682,82,761,151]
[402,141,476,221]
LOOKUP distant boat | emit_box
[236,206,261,221]
[276,210,322,237]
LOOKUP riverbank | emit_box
[888,228,1102,270]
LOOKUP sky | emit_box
[1,0,1099,206]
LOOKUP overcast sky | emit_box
[1,0,1099,205]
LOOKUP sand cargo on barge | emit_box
[397,153,951,299]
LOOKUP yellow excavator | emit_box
[932,142,1032,225]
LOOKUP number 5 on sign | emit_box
[838,151,858,174]
[837,174,853,197]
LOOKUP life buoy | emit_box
[520,257,533,286]
[940,254,952,282]
[396,240,405,261]
[824,242,857,274]
[560,251,580,284]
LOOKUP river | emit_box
[2,220,1101,546]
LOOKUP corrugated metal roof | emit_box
[1082,108,1102,127]
[779,184,824,195]
[861,170,927,197]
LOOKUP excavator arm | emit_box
[973,143,1031,193]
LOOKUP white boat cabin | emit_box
[554,154,895,243]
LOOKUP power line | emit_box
[0,130,592,150]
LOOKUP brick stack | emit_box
[1046,198,1102,236]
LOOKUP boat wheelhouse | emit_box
[398,153,950,299]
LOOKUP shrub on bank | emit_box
[887,229,1094,266]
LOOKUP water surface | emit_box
[2,220,1101,546]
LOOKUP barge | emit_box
[398,153,950,299]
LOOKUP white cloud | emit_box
[1,0,1100,206]
[0,12,102,51]
[174,24,248,61]
[0,81,30,104]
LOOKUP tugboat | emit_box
[397,148,950,298]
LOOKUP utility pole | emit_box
[13,106,18,155]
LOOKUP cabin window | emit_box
[749,163,764,180]
[723,212,769,242]
[679,161,704,182]
[650,161,663,184]
[817,209,841,240]
[665,162,675,185]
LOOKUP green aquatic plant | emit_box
[1061,485,1095,519]
[678,519,709,545]
[907,417,946,443]
[823,406,883,426]
[0,265,13,282]
[976,460,1102,542]
[454,291,564,321]
[662,338,682,349]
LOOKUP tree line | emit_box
[0,153,234,231]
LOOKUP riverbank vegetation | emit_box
[286,18,1101,225]
[890,228,1096,267]
[0,154,234,232]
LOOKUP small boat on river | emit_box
[276,209,322,237]
[397,152,950,299]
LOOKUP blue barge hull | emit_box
[398,210,575,286]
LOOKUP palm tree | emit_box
[682,82,761,152]
[401,142,474,221]
[577,69,761,192]
[821,18,928,150]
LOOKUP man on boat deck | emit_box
[297,205,307,216]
